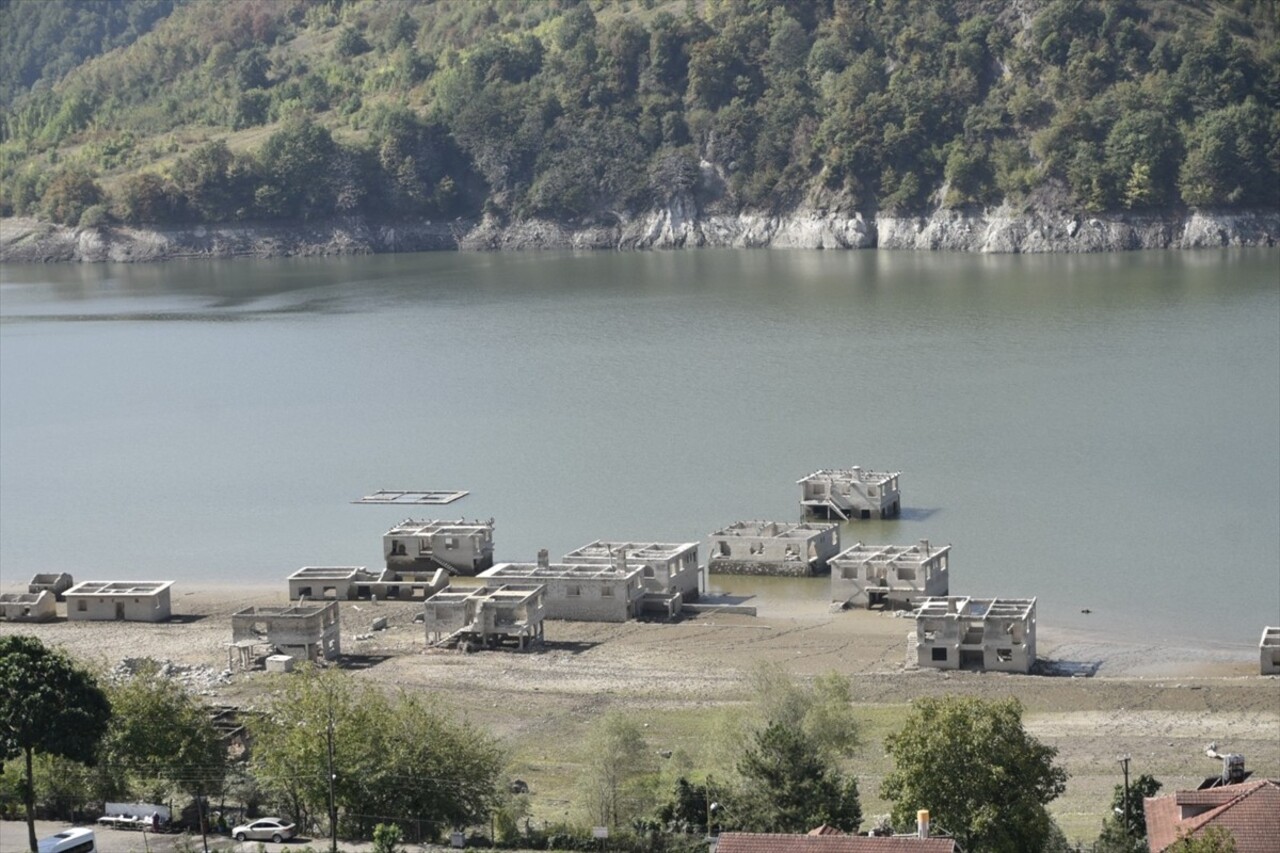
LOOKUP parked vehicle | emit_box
[231,817,296,842]
[37,828,96,853]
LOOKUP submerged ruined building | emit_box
[831,540,951,609]
[0,591,57,622]
[287,565,448,601]
[64,581,173,622]
[423,584,545,649]
[562,540,701,618]
[28,572,74,600]
[798,466,901,520]
[911,596,1037,673]
[707,520,840,576]
[229,600,340,669]
[384,518,495,576]
[1261,627,1280,675]
[478,551,644,621]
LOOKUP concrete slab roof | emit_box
[797,466,900,485]
[384,518,493,536]
[915,596,1036,621]
[564,541,698,562]
[711,520,837,540]
[288,566,367,581]
[353,489,469,505]
[65,581,173,596]
[480,563,642,582]
[834,541,950,564]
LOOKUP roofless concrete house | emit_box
[229,600,340,669]
[799,466,901,520]
[0,591,57,622]
[478,551,644,622]
[287,565,448,601]
[562,540,701,618]
[1261,627,1280,675]
[912,596,1037,674]
[831,540,951,609]
[384,518,495,576]
[707,521,840,576]
[423,584,546,649]
[64,581,173,622]
[28,572,74,601]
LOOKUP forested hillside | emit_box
[1,0,1276,231]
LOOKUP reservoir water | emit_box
[1,248,1277,647]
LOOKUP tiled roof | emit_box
[1145,779,1280,852]
[714,832,956,853]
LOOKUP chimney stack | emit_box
[537,548,549,569]
[917,810,930,839]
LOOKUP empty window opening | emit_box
[897,567,916,581]
[567,586,581,597]
[77,600,87,612]
[717,542,730,557]
[322,586,337,599]
[931,647,947,662]
[996,648,1013,662]
[601,586,614,597]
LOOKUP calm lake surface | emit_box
[2,248,1277,647]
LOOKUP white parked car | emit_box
[231,817,297,843]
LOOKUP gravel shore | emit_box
[3,581,1276,844]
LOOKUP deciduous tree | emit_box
[0,635,112,853]
[881,696,1067,853]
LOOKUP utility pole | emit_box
[1118,754,1132,837]
[327,689,338,853]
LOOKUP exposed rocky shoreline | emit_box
[2,203,1276,263]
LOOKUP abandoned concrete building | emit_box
[28,572,74,600]
[911,596,1037,674]
[830,540,951,609]
[0,591,57,622]
[423,584,546,649]
[384,518,495,576]
[478,552,644,622]
[229,600,340,669]
[64,581,173,622]
[798,466,901,520]
[707,521,840,576]
[562,540,701,617]
[287,565,448,601]
[1261,627,1280,675]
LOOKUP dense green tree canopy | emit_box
[0,0,1275,225]
[735,721,862,834]
[881,695,1067,853]
[0,635,112,853]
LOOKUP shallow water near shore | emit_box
[2,248,1277,649]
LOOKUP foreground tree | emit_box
[250,667,503,843]
[578,711,658,830]
[1096,773,1162,852]
[100,664,227,845]
[1168,826,1238,852]
[0,635,112,852]
[735,722,861,833]
[881,696,1066,853]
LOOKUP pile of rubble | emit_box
[109,657,232,692]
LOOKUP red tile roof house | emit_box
[712,830,958,853]
[1143,779,1280,852]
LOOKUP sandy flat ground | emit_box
[3,581,1277,845]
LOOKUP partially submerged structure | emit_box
[384,518,495,576]
[562,540,701,617]
[423,584,546,649]
[1260,627,1280,675]
[0,591,57,622]
[830,540,950,609]
[707,521,840,576]
[478,552,644,622]
[229,601,340,669]
[911,596,1037,673]
[64,581,173,622]
[28,572,74,601]
[287,565,448,601]
[798,466,901,520]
